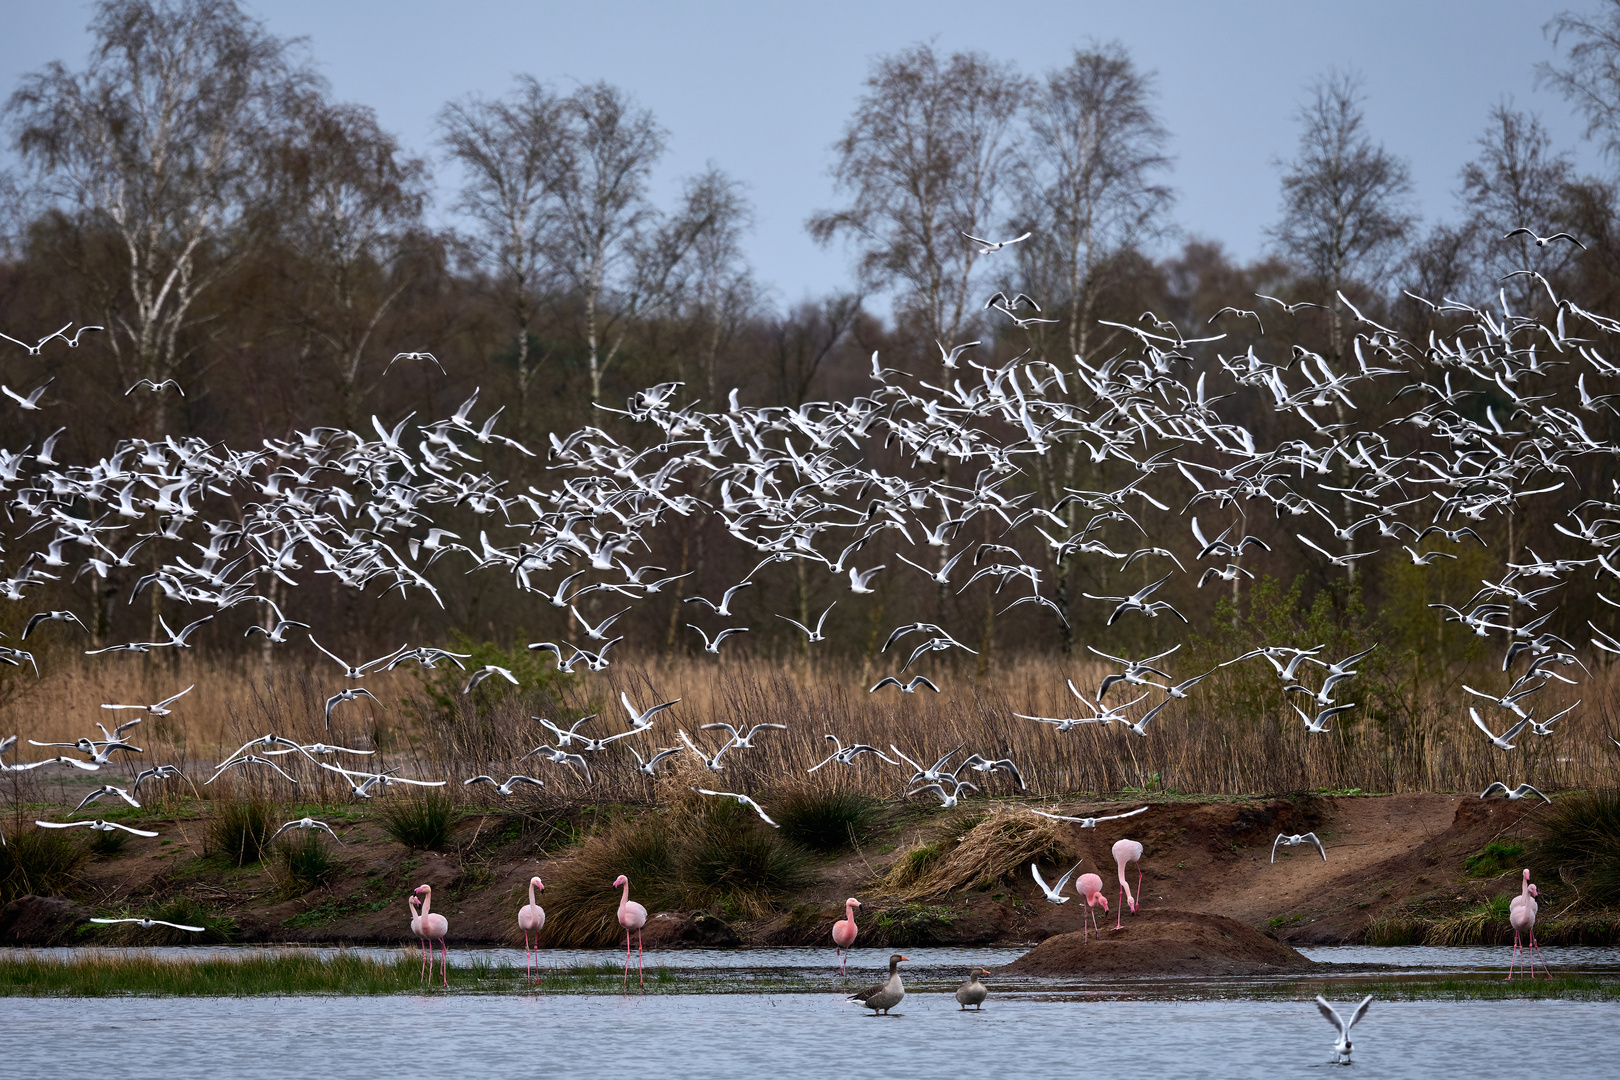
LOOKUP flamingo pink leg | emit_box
[414,885,450,989]
[613,874,648,990]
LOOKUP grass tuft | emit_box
[379,790,455,851]
[1533,787,1620,907]
[886,808,1066,899]
[678,803,814,918]
[209,799,276,866]
[278,832,341,895]
[771,786,879,853]
[0,827,88,906]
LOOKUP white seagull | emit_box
[1271,832,1327,863]
[692,787,778,827]
[1314,994,1373,1065]
[1031,861,1079,903]
[1028,806,1149,828]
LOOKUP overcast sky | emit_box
[2,1,1604,314]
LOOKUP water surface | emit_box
[3,994,1612,1080]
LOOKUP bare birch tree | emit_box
[1014,42,1172,362]
[5,0,311,435]
[809,43,1029,349]
[1460,105,1576,312]
[1270,70,1414,362]
[439,76,566,429]
[547,82,667,406]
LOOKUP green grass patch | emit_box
[1465,841,1525,878]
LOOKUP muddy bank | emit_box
[4,792,1568,949]
[1002,909,1314,976]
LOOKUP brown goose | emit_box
[955,968,989,1010]
[850,953,908,1015]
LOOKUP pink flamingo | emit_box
[612,874,648,988]
[414,884,449,987]
[518,876,546,984]
[1506,868,1548,980]
[1076,872,1109,941]
[1112,838,1143,930]
[832,897,861,975]
[407,891,427,979]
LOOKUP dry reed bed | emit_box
[2,654,1617,812]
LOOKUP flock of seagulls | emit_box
[0,227,1598,1059]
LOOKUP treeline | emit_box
[3,0,1620,663]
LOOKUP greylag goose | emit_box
[955,968,990,1010]
[850,953,908,1015]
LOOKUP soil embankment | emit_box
[5,792,1554,949]
[1002,909,1315,976]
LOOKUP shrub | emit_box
[539,805,814,944]
[772,787,879,853]
[380,790,455,851]
[540,817,680,947]
[0,827,87,905]
[678,804,813,917]
[882,842,944,890]
[1533,788,1620,907]
[411,631,572,721]
[209,799,276,866]
[87,829,128,857]
[278,832,340,895]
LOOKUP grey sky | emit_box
[2,1,1601,313]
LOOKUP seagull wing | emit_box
[1315,997,1347,1035]
[1304,832,1326,861]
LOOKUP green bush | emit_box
[679,804,814,916]
[1534,788,1620,907]
[772,788,879,853]
[87,829,128,857]
[209,799,276,866]
[278,832,340,894]
[380,790,455,851]
[412,631,572,719]
[540,805,813,945]
[0,827,87,905]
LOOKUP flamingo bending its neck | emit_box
[414,884,449,987]
[613,874,648,988]
[1076,872,1109,941]
[518,876,546,984]
[407,892,426,979]
[1112,838,1143,930]
[832,897,861,975]
[1507,868,1548,980]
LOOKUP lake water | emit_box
[3,994,1614,1080]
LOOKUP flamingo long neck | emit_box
[528,880,538,908]
[1521,870,1533,901]
[619,879,631,909]
[408,894,420,920]
[1117,861,1136,909]
[418,888,433,918]
[844,900,857,923]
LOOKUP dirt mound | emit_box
[0,894,93,945]
[1002,908,1315,976]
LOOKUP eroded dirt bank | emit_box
[1,793,1558,950]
